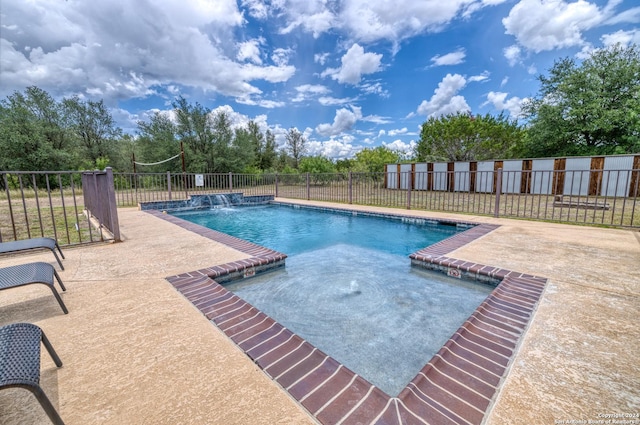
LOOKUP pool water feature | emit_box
[172,205,492,396]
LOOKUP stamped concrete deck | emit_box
[0,200,638,424]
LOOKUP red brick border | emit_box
[148,207,547,425]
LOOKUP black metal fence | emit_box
[1,169,638,248]
[113,172,277,206]
[113,170,639,228]
[1,170,120,245]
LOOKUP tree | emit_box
[299,155,336,184]
[299,155,336,174]
[261,129,277,171]
[173,96,213,172]
[63,96,122,167]
[285,128,307,169]
[231,126,257,172]
[209,110,236,172]
[0,87,75,172]
[352,146,402,173]
[521,43,640,157]
[244,120,264,169]
[335,158,355,172]
[136,112,180,173]
[415,112,524,161]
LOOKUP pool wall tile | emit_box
[154,203,547,425]
[139,193,274,211]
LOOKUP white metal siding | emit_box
[501,160,522,193]
[602,156,634,197]
[399,163,412,189]
[386,164,398,189]
[476,161,494,193]
[454,162,470,191]
[432,162,448,191]
[530,159,555,194]
[414,163,428,190]
[563,158,591,196]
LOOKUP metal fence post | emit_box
[494,168,503,218]
[275,173,279,197]
[105,167,122,242]
[3,173,17,240]
[306,173,310,200]
[348,172,353,204]
[167,171,172,200]
[228,172,233,193]
[407,171,412,210]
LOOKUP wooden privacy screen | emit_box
[387,155,640,197]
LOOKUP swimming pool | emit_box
[172,205,492,395]
[154,201,547,425]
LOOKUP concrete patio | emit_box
[1,201,638,424]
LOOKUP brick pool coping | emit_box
[146,206,548,425]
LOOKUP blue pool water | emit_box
[172,204,492,396]
[172,204,461,256]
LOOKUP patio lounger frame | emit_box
[0,238,65,270]
[0,322,65,425]
[0,262,68,314]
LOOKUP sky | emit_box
[1,0,639,160]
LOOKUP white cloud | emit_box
[278,3,335,38]
[237,38,264,64]
[307,136,360,159]
[263,0,508,50]
[503,0,614,53]
[209,105,254,129]
[340,0,504,47]
[236,96,285,108]
[314,52,330,65]
[468,70,490,82]
[484,91,526,118]
[360,82,389,97]
[430,49,466,66]
[504,44,522,66]
[315,106,363,137]
[0,0,295,103]
[416,73,470,117]
[292,84,330,102]
[241,0,269,19]
[603,4,640,25]
[322,43,383,85]
[388,127,408,136]
[291,85,356,106]
[318,96,357,106]
[295,84,330,95]
[271,47,294,66]
[601,29,640,47]
[383,139,416,158]
[361,115,392,124]
[500,76,509,87]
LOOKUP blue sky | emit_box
[1,0,639,159]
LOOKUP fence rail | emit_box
[1,171,109,245]
[1,169,638,248]
[82,168,121,242]
[113,170,639,228]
